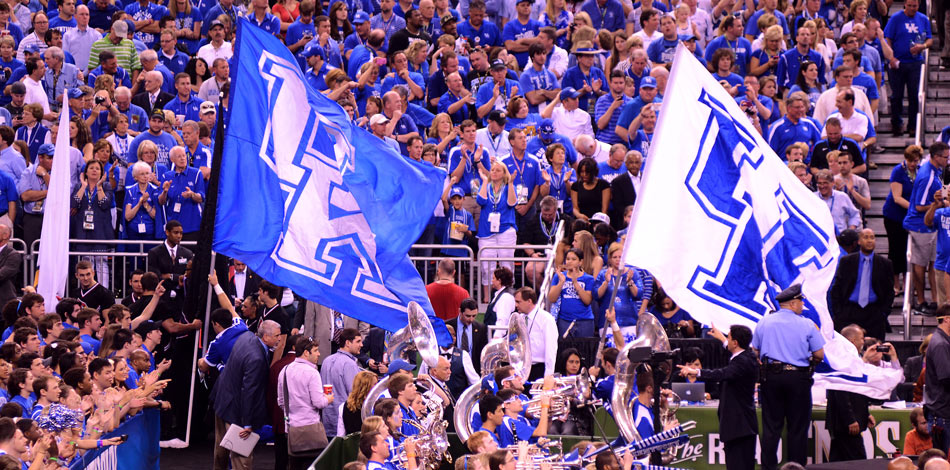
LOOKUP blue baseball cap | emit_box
[640,76,657,89]
[67,88,83,99]
[539,118,555,136]
[559,87,580,101]
[24,44,40,54]
[352,11,370,24]
[303,43,326,60]
[449,187,465,199]
[37,143,55,156]
[387,359,415,375]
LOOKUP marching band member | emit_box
[362,430,418,470]
[496,388,550,446]
[389,374,422,437]
[476,394,506,447]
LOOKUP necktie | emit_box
[170,247,176,260]
[149,93,156,108]
[461,324,469,353]
[332,310,344,343]
[858,257,871,308]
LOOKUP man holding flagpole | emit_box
[622,43,902,469]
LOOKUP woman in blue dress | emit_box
[595,242,643,345]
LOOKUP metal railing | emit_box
[902,41,931,340]
[408,244,476,300]
[28,239,198,299]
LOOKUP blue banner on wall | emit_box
[69,408,161,470]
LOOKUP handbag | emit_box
[281,363,329,456]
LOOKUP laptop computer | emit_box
[671,382,706,403]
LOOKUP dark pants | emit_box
[529,362,545,381]
[274,432,288,470]
[557,319,594,338]
[928,414,950,454]
[884,217,909,275]
[723,434,757,470]
[889,62,923,129]
[829,434,866,461]
[22,213,42,251]
[760,369,812,470]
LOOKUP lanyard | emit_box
[510,155,526,186]
[488,132,503,156]
[488,183,502,211]
[549,166,565,194]
[114,134,129,159]
[539,213,555,241]
[85,187,98,209]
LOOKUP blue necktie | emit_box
[858,257,871,308]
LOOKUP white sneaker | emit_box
[159,438,188,449]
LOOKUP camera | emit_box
[95,95,105,105]
[875,345,889,352]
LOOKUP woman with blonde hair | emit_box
[406,40,430,78]
[572,230,603,276]
[541,0,573,49]
[749,25,784,77]
[840,0,868,37]
[476,162,517,299]
[341,371,378,435]
[427,113,459,161]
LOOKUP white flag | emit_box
[35,92,72,311]
[623,45,901,399]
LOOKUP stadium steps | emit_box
[874,50,950,340]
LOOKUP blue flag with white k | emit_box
[214,18,451,345]
[623,45,902,399]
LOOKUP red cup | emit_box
[324,384,333,395]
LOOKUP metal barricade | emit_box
[903,44,929,340]
[29,239,197,298]
[408,244,476,300]
[7,238,28,288]
[476,242,560,308]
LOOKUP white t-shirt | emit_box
[551,105,594,141]
[23,77,50,115]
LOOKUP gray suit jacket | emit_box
[211,330,271,429]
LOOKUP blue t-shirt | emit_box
[904,161,944,233]
[441,206,475,256]
[647,36,685,65]
[165,93,203,123]
[457,20,502,48]
[766,116,821,160]
[501,18,541,68]
[555,272,595,321]
[746,9,788,37]
[174,10,204,54]
[81,333,101,355]
[204,318,248,370]
[124,1,170,48]
[883,163,915,223]
[883,10,932,64]
[0,170,17,214]
[447,145,488,196]
[128,131,178,167]
[518,66,558,114]
[11,395,34,418]
[506,114,543,138]
[475,183,517,236]
[704,35,752,77]
[526,134,577,164]
[616,96,662,134]
[474,78,521,125]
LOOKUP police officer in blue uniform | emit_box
[752,283,826,470]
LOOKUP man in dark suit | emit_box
[829,228,895,340]
[226,259,260,303]
[132,70,174,116]
[456,298,488,374]
[826,324,873,462]
[609,150,641,231]
[678,325,758,470]
[211,319,281,470]
[146,220,194,304]
[0,225,21,310]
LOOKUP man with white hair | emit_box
[131,70,173,116]
[124,161,159,241]
[573,134,610,163]
[63,5,102,70]
[212,319,280,470]
[113,86,147,135]
[133,48,174,96]
[158,145,205,238]
[40,46,81,113]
